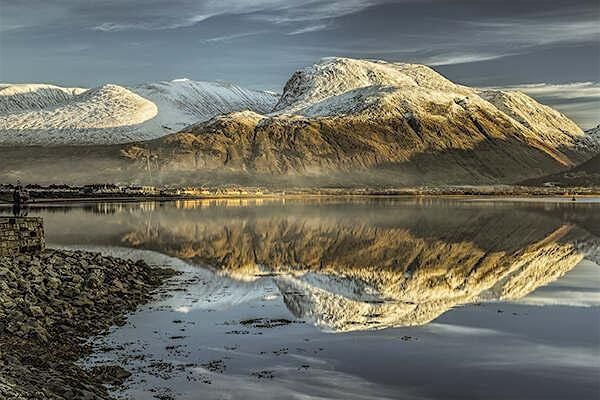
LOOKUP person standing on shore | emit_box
[12,180,29,217]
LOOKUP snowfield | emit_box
[0,80,278,145]
[273,57,472,115]
[0,84,87,114]
[131,79,278,136]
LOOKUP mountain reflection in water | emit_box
[19,198,600,332]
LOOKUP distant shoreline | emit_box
[0,189,599,206]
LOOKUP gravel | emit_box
[0,248,178,399]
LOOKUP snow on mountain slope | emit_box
[271,58,584,150]
[576,124,600,153]
[0,80,278,145]
[0,84,158,145]
[117,57,594,185]
[0,84,86,114]
[273,57,470,115]
[478,89,583,147]
[1,58,594,185]
[111,205,594,332]
[273,231,588,331]
[130,79,278,134]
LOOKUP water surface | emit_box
[5,198,599,399]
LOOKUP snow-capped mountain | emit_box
[0,80,278,145]
[0,84,158,145]
[271,58,597,154]
[1,58,597,186]
[273,57,472,115]
[130,79,278,135]
[0,83,87,114]
[272,58,584,147]
[142,58,593,183]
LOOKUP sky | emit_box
[1,0,599,127]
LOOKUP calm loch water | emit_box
[6,198,600,399]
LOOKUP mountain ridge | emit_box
[0,79,278,145]
[0,57,597,186]
[121,58,593,184]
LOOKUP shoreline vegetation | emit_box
[0,184,599,205]
[0,248,178,399]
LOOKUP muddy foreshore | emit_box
[0,249,178,399]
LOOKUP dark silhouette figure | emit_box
[12,181,29,217]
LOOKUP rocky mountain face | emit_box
[120,58,596,186]
[0,80,277,145]
[576,124,600,153]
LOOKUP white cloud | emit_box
[514,259,600,306]
[255,0,378,24]
[515,290,600,307]
[488,82,600,100]
[88,0,379,32]
[92,14,215,32]
[286,24,330,35]
[546,101,600,130]
[202,31,266,43]
[426,323,502,336]
[0,23,28,32]
[472,343,600,369]
[160,364,426,400]
[418,17,600,67]
[92,23,135,32]
[468,19,600,47]
[425,52,519,66]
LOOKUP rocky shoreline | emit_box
[0,248,178,399]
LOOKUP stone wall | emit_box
[0,217,45,256]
